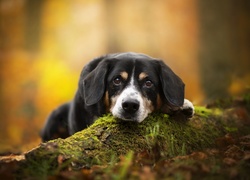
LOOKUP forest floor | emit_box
[0,94,250,180]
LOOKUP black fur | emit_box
[40,52,187,141]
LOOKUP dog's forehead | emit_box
[108,55,158,78]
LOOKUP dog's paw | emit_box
[181,99,195,118]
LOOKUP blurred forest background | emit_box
[0,0,249,153]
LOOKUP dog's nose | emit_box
[122,100,139,114]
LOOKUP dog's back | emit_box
[40,103,70,141]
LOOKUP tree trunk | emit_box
[1,96,250,178]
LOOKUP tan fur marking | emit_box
[139,72,148,80]
[143,97,154,112]
[120,71,128,80]
[156,94,163,109]
[104,91,110,112]
[110,95,119,112]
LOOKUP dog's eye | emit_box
[113,76,122,86]
[144,80,153,88]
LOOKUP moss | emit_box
[194,106,213,117]
[18,106,234,178]
[243,92,250,110]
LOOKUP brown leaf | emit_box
[224,145,244,160]
[216,134,235,148]
[223,157,237,166]
[139,166,156,180]
[57,154,64,165]
[190,152,208,160]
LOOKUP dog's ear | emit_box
[79,58,110,106]
[158,60,185,107]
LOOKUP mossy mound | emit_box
[18,106,230,177]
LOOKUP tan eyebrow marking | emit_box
[120,71,128,80]
[139,72,148,80]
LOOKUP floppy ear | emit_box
[80,59,110,106]
[158,60,185,107]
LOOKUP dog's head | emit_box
[80,52,184,122]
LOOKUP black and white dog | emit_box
[41,52,194,141]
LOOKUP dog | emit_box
[41,52,194,141]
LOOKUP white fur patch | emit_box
[181,99,195,116]
[110,76,153,122]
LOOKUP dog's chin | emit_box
[113,114,141,123]
[113,114,137,123]
[117,116,137,122]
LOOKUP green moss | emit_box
[194,106,213,117]
[244,92,250,110]
[19,108,228,178]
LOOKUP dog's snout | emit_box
[122,99,139,114]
